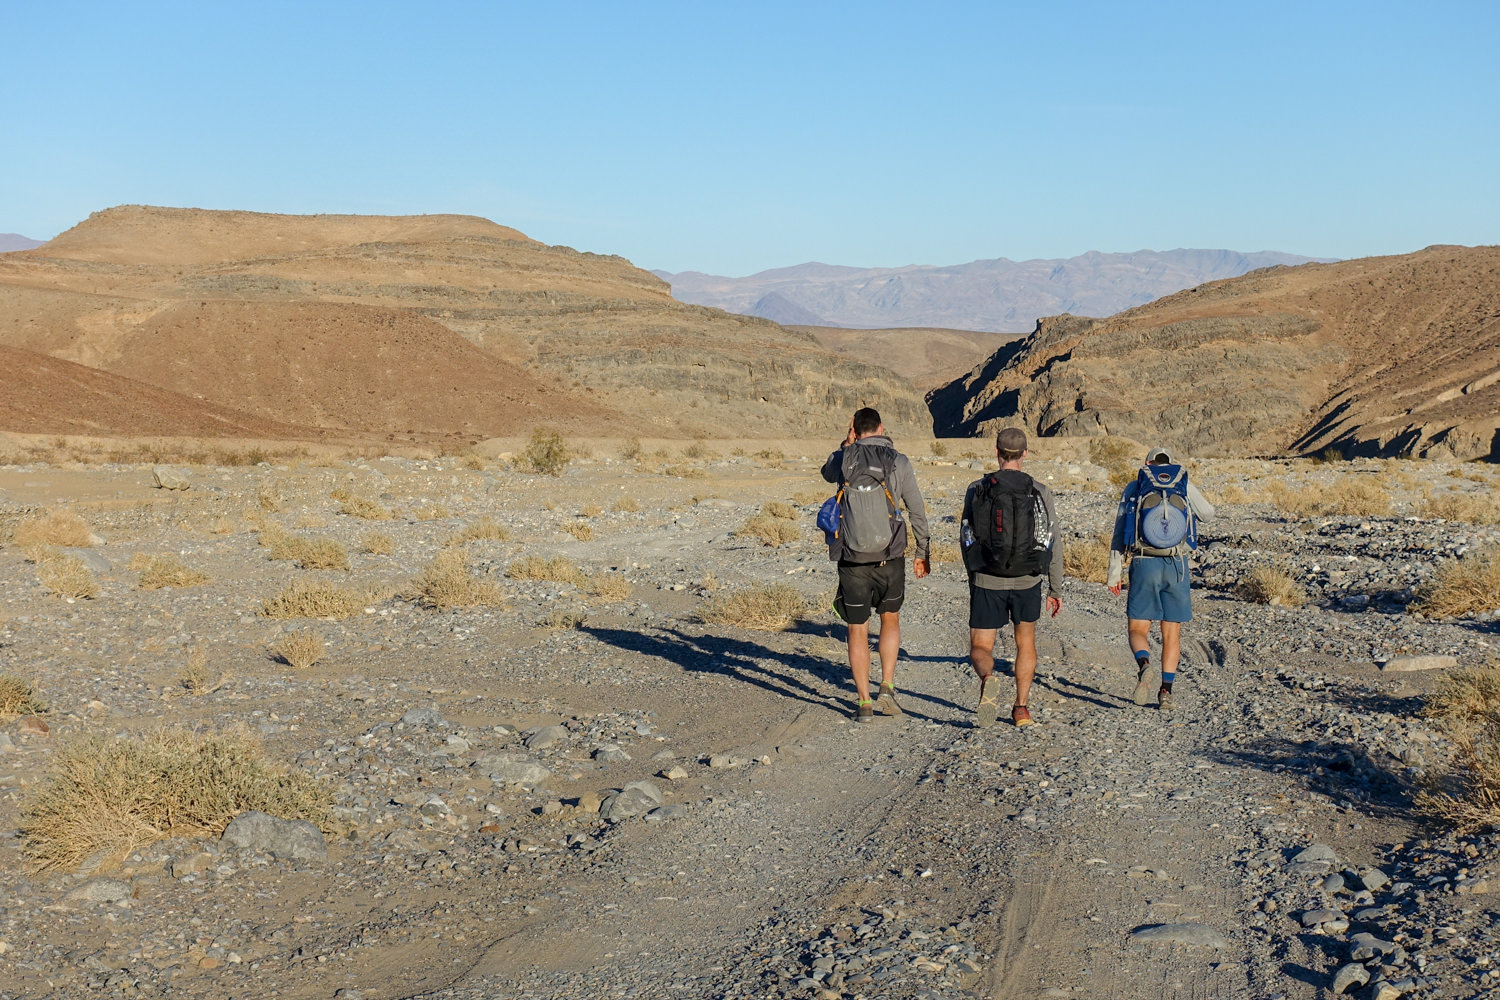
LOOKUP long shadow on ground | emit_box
[583,626,971,723]
[1204,734,1419,819]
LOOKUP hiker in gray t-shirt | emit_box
[960,427,1063,729]
[820,407,930,724]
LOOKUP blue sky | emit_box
[4,1,1497,274]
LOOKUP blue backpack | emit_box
[1122,464,1196,555]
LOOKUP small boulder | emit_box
[476,753,550,786]
[64,878,133,904]
[600,780,664,822]
[401,707,447,727]
[220,810,327,861]
[1380,655,1458,673]
[1129,923,1228,948]
[1290,844,1339,867]
[151,466,191,490]
[525,725,570,750]
[1331,963,1371,994]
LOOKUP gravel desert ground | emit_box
[1,436,1498,1000]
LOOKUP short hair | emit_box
[852,408,882,435]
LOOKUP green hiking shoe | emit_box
[856,699,875,724]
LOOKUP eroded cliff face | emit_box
[929,246,1500,460]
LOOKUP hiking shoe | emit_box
[856,699,875,724]
[1012,704,1034,728]
[976,679,999,729]
[1157,687,1174,713]
[876,682,903,716]
[1133,660,1157,706]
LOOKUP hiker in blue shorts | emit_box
[821,408,930,723]
[1106,447,1215,712]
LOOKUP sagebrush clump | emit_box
[22,726,328,873]
[0,676,46,719]
[519,428,571,476]
[1063,535,1112,584]
[410,550,505,610]
[261,581,368,619]
[700,583,810,631]
[11,508,93,548]
[1235,565,1307,607]
[38,555,98,600]
[272,631,325,670]
[737,514,800,547]
[1419,660,1500,831]
[131,553,211,590]
[1412,547,1500,619]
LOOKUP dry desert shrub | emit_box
[1063,535,1112,584]
[259,526,349,571]
[1412,547,1500,619]
[580,502,603,518]
[0,676,45,719]
[506,556,582,586]
[931,441,949,458]
[21,726,328,873]
[257,484,283,512]
[928,541,962,566]
[540,609,587,630]
[130,553,211,590]
[458,453,486,471]
[1419,491,1500,525]
[738,514,801,547]
[411,503,450,521]
[1419,660,1500,831]
[1235,564,1307,607]
[209,516,237,535]
[272,631,325,670]
[410,550,505,610]
[38,555,98,600]
[447,518,510,545]
[662,463,709,479]
[11,508,93,548]
[261,580,368,619]
[700,583,810,631]
[763,501,797,520]
[613,496,641,513]
[793,490,826,506]
[1090,438,1142,489]
[683,439,718,461]
[361,531,394,555]
[177,647,229,696]
[562,521,595,541]
[620,437,644,461]
[294,513,328,529]
[339,496,392,520]
[586,573,632,600]
[755,448,786,464]
[1218,484,1247,504]
[1266,478,1391,518]
[519,427,571,476]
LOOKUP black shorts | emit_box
[836,559,905,626]
[969,581,1042,629]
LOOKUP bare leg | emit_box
[1127,618,1153,658]
[1013,621,1037,707]
[969,627,998,679]
[876,611,900,688]
[847,623,872,702]
[1160,621,1182,676]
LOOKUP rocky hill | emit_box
[0,207,927,442]
[657,249,1328,333]
[928,245,1500,460]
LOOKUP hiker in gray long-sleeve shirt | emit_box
[959,427,1063,728]
[820,407,929,723]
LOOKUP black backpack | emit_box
[964,470,1050,577]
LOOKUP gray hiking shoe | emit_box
[1158,687,1175,713]
[1133,660,1157,706]
[976,679,999,729]
[876,683,903,716]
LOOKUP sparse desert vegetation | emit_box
[1420,660,1500,831]
[21,726,327,873]
[1063,534,1112,584]
[506,556,583,586]
[272,631,326,670]
[562,521,595,541]
[11,508,93,548]
[37,554,98,600]
[1412,547,1500,619]
[447,518,510,545]
[410,550,505,610]
[339,495,393,520]
[699,582,810,631]
[259,526,350,571]
[737,513,801,547]
[360,531,394,555]
[0,675,45,719]
[1234,564,1307,607]
[519,427,571,476]
[131,552,211,590]
[260,580,369,619]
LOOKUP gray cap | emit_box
[997,427,1028,453]
[1145,446,1175,464]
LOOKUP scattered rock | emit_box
[401,707,447,727]
[1332,963,1371,994]
[600,780,664,822]
[220,811,328,861]
[1380,655,1458,672]
[150,466,191,490]
[476,753,551,786]
[1129,923,1228,948]
[16,716,49,737]
[525,725,570,750]
[64,879,133,904]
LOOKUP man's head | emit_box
[996,426,1027,464]
[852,407,883,437]
[1145,446,1174,465]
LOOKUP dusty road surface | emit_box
[0,443,1493,999]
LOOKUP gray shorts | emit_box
[835,560,905,626]
[1126,556,1193,623]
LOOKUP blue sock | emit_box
[1135,651,1150,665]
[1161,671,1176,688]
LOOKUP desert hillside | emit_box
[792,325,1018,390]
[928,245,1500,460]
[0,207,927,442]
[657,249,1328,332]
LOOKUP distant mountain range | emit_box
[656,249,1333,332]
[0,234,42,252]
